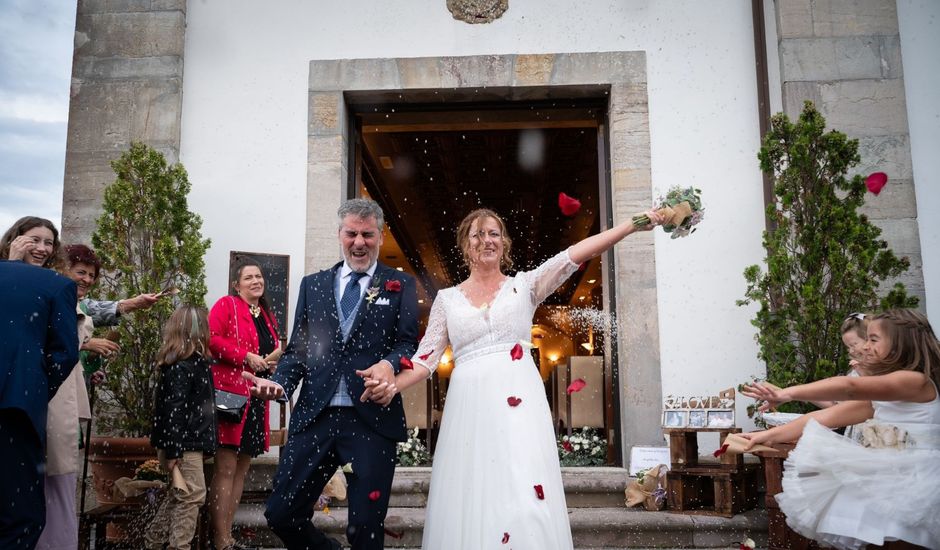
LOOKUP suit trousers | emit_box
[266,407,397,550]
[0,409,46,550]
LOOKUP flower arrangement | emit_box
[397,427,432,466]
[557,427,606,466]
[133,459,167,482]
[632,185,704,239]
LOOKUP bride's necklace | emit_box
[248,303,261,318]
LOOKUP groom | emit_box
[244,198,418,550]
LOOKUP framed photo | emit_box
[688,410,707,428]
[706,409,735,428]
[662,410,689,428]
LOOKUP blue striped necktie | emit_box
[340,271,366,319]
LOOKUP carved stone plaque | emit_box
[447,0,508,24]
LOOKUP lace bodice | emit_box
[413,249,580,373]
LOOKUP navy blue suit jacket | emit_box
[0,260,78,444]
[272,262,418,442]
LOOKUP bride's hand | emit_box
[635,209,665,231]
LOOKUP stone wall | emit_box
[307,52,664,452]
[774,0,924,303]
[61,0,186,243]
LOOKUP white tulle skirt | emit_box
[777,419,940,550]
[421,348,573,550]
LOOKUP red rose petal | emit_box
[865,172,888,195]
[578,262,587,272]
[502,532,510,544]
[713,443,730,458]
[558,192,582,216]
[384,528,404,539]
[510,343,524,361]
[419,349,434,361]
[385,280,402,292]
[399,356,414,370]
[507,396,522,407]
[534,484,545,500]
[566,378,586,394]
[562,441,573,452]
[368,490,381,501]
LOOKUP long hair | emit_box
[228,257,278,336]
[0,216,64,270]
[155,305,210,367]
[867,309,940,389]
[456,208,513,271]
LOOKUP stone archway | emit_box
[304,51,663,456]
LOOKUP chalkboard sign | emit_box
[229,251,290,342]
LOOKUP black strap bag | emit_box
[215,389,248,423]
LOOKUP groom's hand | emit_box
[241,371,284,400]
[356,360,396,404]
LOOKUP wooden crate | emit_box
[665,427,744,470]
[756,448,820,550]
[666,464,760,517]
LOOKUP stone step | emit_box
[243,462,636,508]
[233,505,768,548]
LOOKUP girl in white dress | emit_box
[742,309,940,549]
[365,207,662,550]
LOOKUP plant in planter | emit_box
[739,102,917,413]
[91,142,211,436]
[85,143,209,533]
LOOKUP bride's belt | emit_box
[453,343,520,364]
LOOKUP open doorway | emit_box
[347,91,623,464]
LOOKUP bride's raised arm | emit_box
[568,209,662,265]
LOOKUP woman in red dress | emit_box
[207,258,280,550]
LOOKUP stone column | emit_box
[774,0,924,303]
[61,0,187,243]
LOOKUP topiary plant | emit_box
[91,142,210,436]
[739,102,917,413]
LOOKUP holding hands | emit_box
[241,371,284,400]
[357,360,398,407]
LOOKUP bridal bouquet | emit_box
[633,186,704,238]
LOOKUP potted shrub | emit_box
[86,142,210,516]
[739,102,917,413]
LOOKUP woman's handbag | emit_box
[214,389,248,423]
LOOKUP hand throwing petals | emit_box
[507,396,522,407]
[510,343,524,361]
[399,356,414,370]
[566,378,586,394]
[534,484,545,500]
[558,192,582,216]
[865,172,888,195]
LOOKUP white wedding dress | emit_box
[412,249,578,550]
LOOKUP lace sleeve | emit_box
[524,248,580,305]
[412,292,449,377]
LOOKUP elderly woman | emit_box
[32,243,115,550]
[208,258,281,550]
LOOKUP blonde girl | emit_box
[147,305,218,550]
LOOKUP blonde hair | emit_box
[155,305,210,367]
[840,312,868,340]
[867,309,940,389]
[456,208,513,271]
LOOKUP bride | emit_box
[362,207,662,549]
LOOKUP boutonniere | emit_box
[385,280,402,292]
[365,283,381,304]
